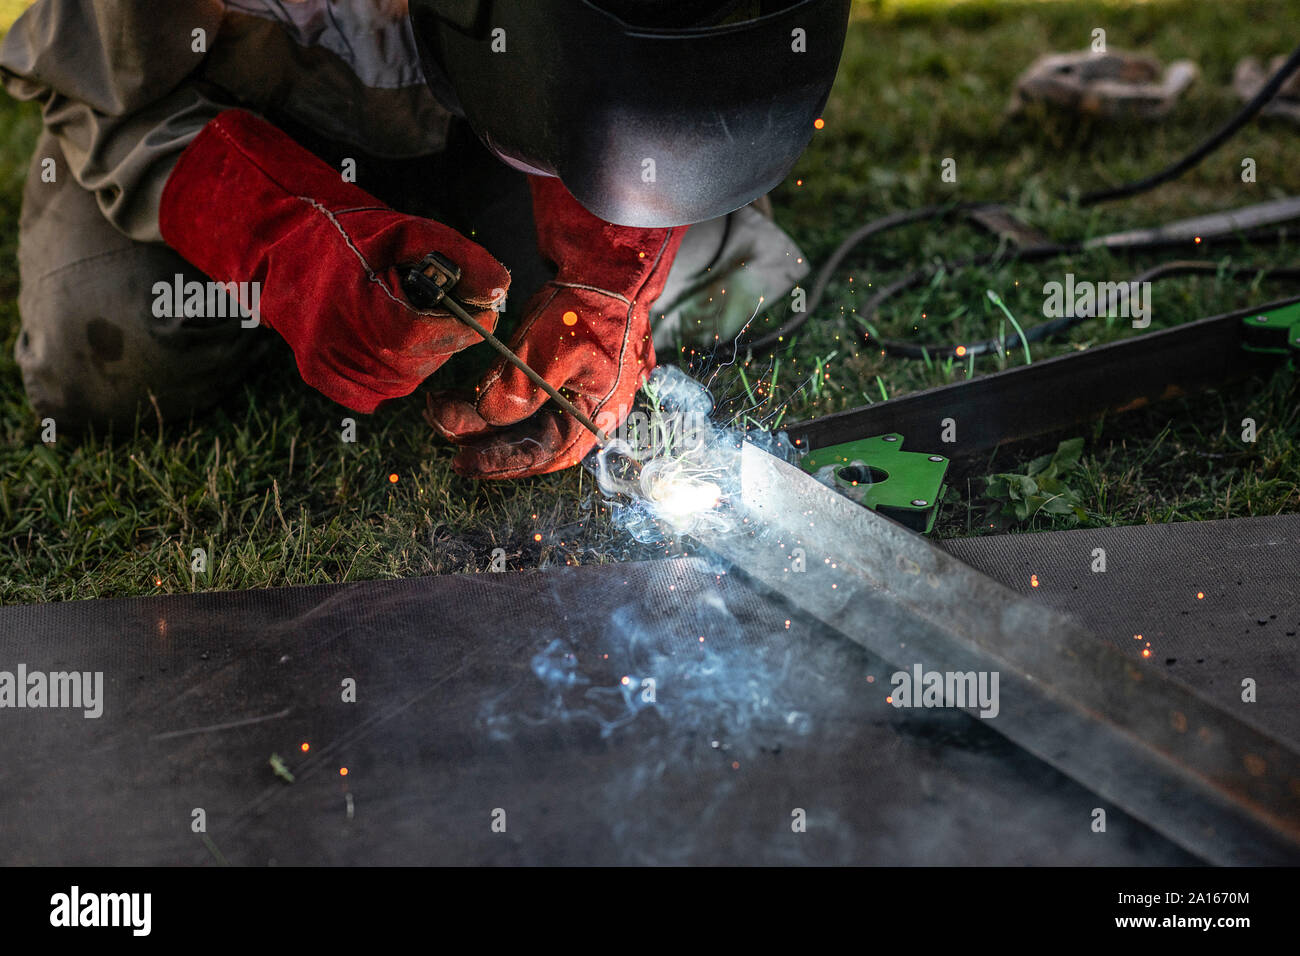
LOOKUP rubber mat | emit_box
[941,513,1300,748]
[2,514,1295,865]
[0,566,1191,866]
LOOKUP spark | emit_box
[703,297,766,394]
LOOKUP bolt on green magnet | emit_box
[800,433,949,533]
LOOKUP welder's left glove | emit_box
[425,176,685,479]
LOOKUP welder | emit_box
[1,0,849,478]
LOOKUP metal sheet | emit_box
[0,560,1191,866]
[941,514,1300,749]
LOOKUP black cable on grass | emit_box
[743,202,996,352]
[846,230,1300,359]
[1077,43,1300,206]
[889,261,1300,361]
[744,42,1300,357]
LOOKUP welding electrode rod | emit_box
[439,296,608,445]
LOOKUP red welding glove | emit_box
[158,110,509,413]
[425,175,685,478]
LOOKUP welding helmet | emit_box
[408,0,851,227]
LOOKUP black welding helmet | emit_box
[408,0,851,227]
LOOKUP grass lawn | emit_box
[3,0,1299,603]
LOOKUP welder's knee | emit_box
[13,134,268,431]
[651,199,810,350]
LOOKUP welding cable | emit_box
[874,260,1300,361]
[840,226,1300,359]
[743,41,1300,355]
[753,221,1298,358]
[743,201,993,352]
[1077,42,1300,205]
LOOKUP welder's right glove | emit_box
[424,176,685,479]
[159,109,510,413]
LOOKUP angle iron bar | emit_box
[788,294,1300,457]
[694,445,1300,864]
